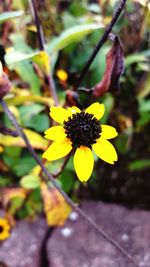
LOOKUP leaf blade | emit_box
[0,11,24,24]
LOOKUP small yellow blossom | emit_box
[42,102,118,182]
[0,218,11,241]
[56,69,68,82]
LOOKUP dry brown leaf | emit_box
[1,187,27,207]
[40,182,71,226]
[93,36,124,98]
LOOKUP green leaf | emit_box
[136,111,150,127]
[139,99,150,112]
[125,54,147,67]
[0,175,12,186]
[47,23,103,54]
[6,51,50,76]
[69,1,87,16]
[5,51,39,65]
[138,74,150,98]
[23,114,49,132]
[0,11,24,24]
[3,155,37,177]
[136,98,150,126]
[91,46,110,85]
[19,104,45,126]
[115,133,131,154]
[88,3,101,13]
[9,197,24,214]
[20,174,40,189]
[100,94,114,124]
[4,146,22,158]
[10,33,32,53]
[14,61,41,95]
[6,56,41,95]
[59,170,74,193]
[128,159,150,171]
[5,34,41,95]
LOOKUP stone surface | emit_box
[48,202,150,267]
[0,218,47,267]
[0,202,150,267]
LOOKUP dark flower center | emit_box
[63,111,101,148]
[0,225,4,233]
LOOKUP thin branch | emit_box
[29,0,59,106]
[1,99,137,267]
[53,151,72,178]
[75,0,127,89]
[47,75,59,106]
[29,0,45,50]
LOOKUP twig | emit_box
[75,0,127,88]
[29,0,44,50]
[46,75,59,106]
[1,99,137,267]
[53,151,72,178]
[29,0,59,106]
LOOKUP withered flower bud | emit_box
[0,62,11,100]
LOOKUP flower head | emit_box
[0,218,11,241]
[42,102,118,182]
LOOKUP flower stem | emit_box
[53,151,72,178]
[29,0,59,106]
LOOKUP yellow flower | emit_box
[56,69,68,82]
[0,218,11,241]
[42,102,118,182]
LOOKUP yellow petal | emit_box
[67,106,81,117]
[101,125,118,139]
[42,138,72,161]
[85,102,105,120]
[73,146,94,182]
[44,126,66,141]
[93,138,118,164]
[0,219,10,231]
[0,231,10,240]
[50,107,69,123]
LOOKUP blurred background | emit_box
[0,0,150,245]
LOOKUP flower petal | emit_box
[85,102,105,120]
[101,125,118,139]
[93,138,118,164]
[50,107,69,123]
[0,230,10,240]
[73,146,94,182]
[67,106,81,117]
[44,126,66,140]
[0,220,10,232]
[42,138,72,161]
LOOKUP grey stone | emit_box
[1,202,150,267]
[47,202,150,267]
[0,218,47,267]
